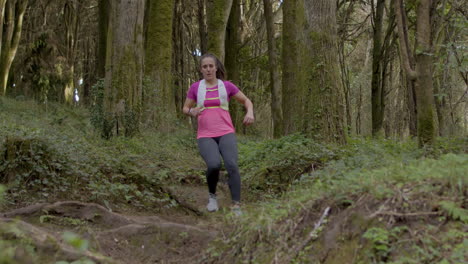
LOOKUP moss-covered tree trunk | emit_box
[282,0,303,135]
[103,0,145,138]
[302,0,346,143]
[144,0,176,130]
[225,0,243,131]
[96,0,110,80]
[413,0,437,145]
[394,0,436,146]
[371,0,385,136]
[0,0,27,96]
[263,0,283,138]
[206,0,232,61]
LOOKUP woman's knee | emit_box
[207,161,222,172]
[224,161,239,174]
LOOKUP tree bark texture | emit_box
[225,0,242,130]
[263,0,283,138]
[281,0,302,135]
[0,0,27,96]
[104,0,145,137]
[414,0,437,145]
[371,0,385,136]
[206,0,233,61]
[96,0,109,80]
[172,0,186,119]
[302,0,346,143]
[144,0,176,130]
[394,0,437,146]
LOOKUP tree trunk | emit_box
[0,0,27,96]
[281,0,302,135]
[206,0,232,61]
[103,0,145,138]
[263,0,283,138]
[371,0,385,136]
[96,0,109,80]
[172,0,185,118]
[198,0,207,55]
[394,0,436,146]
[144,0,176,130]
[414,0,437,145]
[302,0,346,143]
[225,0,243,131]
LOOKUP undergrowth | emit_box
[0,98,202,211]
[202,138,467,264]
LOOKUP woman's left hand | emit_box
[243,112,255,126]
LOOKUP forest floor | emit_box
[1,182,235,263]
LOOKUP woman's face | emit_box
[200,57,217,81]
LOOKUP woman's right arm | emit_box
[183,98,196,116]
[183,98,203,117]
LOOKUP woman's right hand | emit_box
[189,107,203,117]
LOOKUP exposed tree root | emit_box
[1,201,216,263]
[0,217,118,264]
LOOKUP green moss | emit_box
[418,107,436,146]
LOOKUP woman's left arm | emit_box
[232,91,255,126]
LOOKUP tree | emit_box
[225,0,242,130]
[281,0,302,135]
[103,0,145,137]
[394,0,437,146]
[0,0,28,96]
[282,0,346,143]
[263,0,283,137]
[303,0,346,142]
[370,0,386,135]
[144,0,176,130]
[96,0,109,80]
[206,0,232,61]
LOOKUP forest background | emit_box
[0,0,466,143]
[0,0,466,263]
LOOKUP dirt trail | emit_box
[0,183,234,264]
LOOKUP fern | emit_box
[439,201,468,223]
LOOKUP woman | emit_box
[183,53,254,214]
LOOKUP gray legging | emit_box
[197,133,240,202]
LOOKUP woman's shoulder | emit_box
[190,80,202,89]
[222,80,239,89]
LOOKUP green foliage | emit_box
[39,215,88,227]
[90,79,115,139]
[21,33,68,102]
[204,137,467,263]
[62,232,89,252]
[56,232,95,264]
[0,97,201,210]
[362,226,408,263]
[238,133,338,196]
[439,201,468,223]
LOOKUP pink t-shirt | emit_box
[187,80,240,139]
